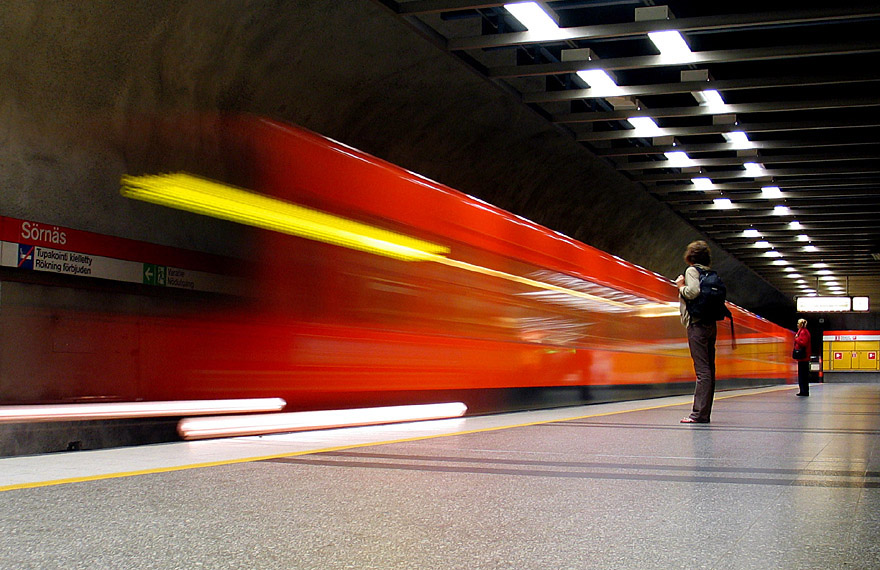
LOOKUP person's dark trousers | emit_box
[687,320,717,422]
[797,360,810,396]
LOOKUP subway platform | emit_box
[1,383,878,569]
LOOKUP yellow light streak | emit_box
[120,173,450,262]
[120,172,665,313]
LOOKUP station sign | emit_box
[0,217,237,294]
[797,296,851,312]
[797,296,871,313]
[823,333,880,342]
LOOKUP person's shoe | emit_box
[680,417,709,423]
[796,393,809,397]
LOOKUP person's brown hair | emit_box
[684,240,711,266]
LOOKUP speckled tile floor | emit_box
[1,383,878,569]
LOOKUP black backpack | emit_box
[685,267,732,322]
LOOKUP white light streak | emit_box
[178,402,469,440]
[0,398,287,424]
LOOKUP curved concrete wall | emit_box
[0,1,793,323]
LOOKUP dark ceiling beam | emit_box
[648,179,880,194]
[634,164,880,183]
[576,119,880,142]
[657,188,880,203]
[554,98,880,124]
[593,139,880,157]
[489,41,880,79]
[702,221,880,232]
[676,199,880,211]
[682,209,880,220]
[714,244,878,253]
[615,152,880,171]
[396,0,503,15]
[446,7,880,50]
[524,74,880,104]
[715,231,879,240]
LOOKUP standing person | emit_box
[794,318,812,396]
[676,240,717,424]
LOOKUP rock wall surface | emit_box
[0,0,794,323]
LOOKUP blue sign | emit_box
[17,244,34,270]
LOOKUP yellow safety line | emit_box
[0,385,795,492]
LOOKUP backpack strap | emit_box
[727,309,736,350]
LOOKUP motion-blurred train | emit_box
[0,116,794,416]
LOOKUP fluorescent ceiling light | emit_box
[664,151,694,167]
[820,275,838,281]
[761,186,782,198]
[796,234,809,242]
[690,177,714,190]
[504,2,559,33]
[789,220,803,229]
[813,263,829,268]
[121,173,450,262]
[817,269,833,275]
[743,162,765,176]
[773,205,791,215]
[783,267,796,273]
[786,273,801,278]
[177,402,469,440]
[648,30,693,59]
[713,198,733,209]
[722,131,752,149]
[626,116,663,135]
[694,89,725,108]
[804,245,819,252]
[765,250,782,257]
[576,69,622,95]
[755,240,772,248]
[772,259,788,266]
[796,280,807,285]
[743,228,760,237]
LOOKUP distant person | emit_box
[794,318,812,396]
[676,240,719,424]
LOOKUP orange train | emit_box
[2,116,795,413]
[131,116,794,412]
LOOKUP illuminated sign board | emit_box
[797,296,871,313]
[797,296,851,312]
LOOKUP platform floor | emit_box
[1,383,878,569]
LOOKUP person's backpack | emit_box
[685,267,732,322]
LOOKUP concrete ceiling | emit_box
[381,0,880,310]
